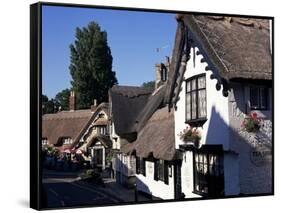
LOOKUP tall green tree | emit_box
[69,21,118,109]
[55,88,70,111]
[42,95,59,114]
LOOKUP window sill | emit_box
[185,118,207,127]
[250,108,269,111]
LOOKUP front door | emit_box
[94,148,103,166]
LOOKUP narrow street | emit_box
[42,170,123,208]
[42,169,151,208]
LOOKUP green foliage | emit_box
[141,81,155,90]
[42,94,59,114]
[55,88,71,111]
[69,21,118,109]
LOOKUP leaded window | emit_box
[194,149,224,197]
[154,159,169,185]
[186,74,207,122]
[250,86,268,110]
[136,157,146,176]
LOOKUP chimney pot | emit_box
[90,99,98,112]
[69,91,76,111]
[155,62,168,90]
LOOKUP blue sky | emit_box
[42,5,176,98]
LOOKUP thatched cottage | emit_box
[110,14,272,200]
[109,85,153,187]
[109,59,184,199]
[166,14,272,198]
[42,92,112,170]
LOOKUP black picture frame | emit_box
[30,2,274,210]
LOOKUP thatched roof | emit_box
[93,118,108,126]
[109,85,153,136]
[86,134,112,149]
[110,84,178,160]
[110,85,153,98]
[166,14,272,105]
[43,109,93,146]
[135,85,167,132]
[121,107,176,161]
[42,103,109,147]
[183,15,272,80]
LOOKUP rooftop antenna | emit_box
[156,45,169,53]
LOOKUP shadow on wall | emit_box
[205,105,272,195]
[135,175,153,199]
[114,154,153,199]
[204,106,230,148]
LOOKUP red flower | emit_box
[252,112,258,120]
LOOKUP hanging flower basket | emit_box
[242,112,261,133]
[178,126,201,147]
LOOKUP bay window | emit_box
[193,147,224,197]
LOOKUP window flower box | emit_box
[178,126,201,147]
[242,112,261,132]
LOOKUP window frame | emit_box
[185,73,207,126]
[136,157,146,176]
[193,147,224,197]
[136,156,140,174]
[249,86,268,110]
[140,158,146,176]
[154,159,169,185]
[42,138,48,146]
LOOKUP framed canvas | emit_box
[30,2,274,210]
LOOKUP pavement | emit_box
[99,178,151,202]
[42,169,151,208]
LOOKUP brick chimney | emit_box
[69,91,76,111]
[155,56,170,89]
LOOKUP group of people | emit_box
[42,149,90,171]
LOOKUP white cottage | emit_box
[109,85,153,188]
[109,14,272,200]
[165,15,272,198]
[77,102,112,170]
[109,60,184,200]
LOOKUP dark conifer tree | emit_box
[69,22,118,109]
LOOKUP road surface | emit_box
[42,170,122,208]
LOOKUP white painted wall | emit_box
[175,46,230,150]
[110,122,121,150]
[181,151,202,198]
[136,161,175,200]
[224,153,240,196]
[228,82,272,194]
[175,46,241,197]
[79,109,109,143]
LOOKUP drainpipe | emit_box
[134,183,138,202]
